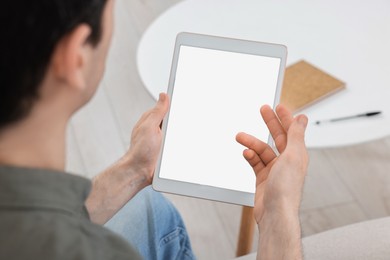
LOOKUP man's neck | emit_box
[0,107,68,172]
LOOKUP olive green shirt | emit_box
[0,166,141,260]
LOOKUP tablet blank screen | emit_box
[159,46,281,193]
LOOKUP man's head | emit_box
[0,0,114,129]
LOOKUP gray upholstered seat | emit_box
[236,217,390,260]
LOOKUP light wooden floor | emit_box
[65,1,390,259]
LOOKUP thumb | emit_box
[151,93,170,123]
[286,115,308,150]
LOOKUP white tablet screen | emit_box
[159,46,281,193]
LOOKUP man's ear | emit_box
[52,24,92,91]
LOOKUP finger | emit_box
[243,149,265,170]
[236,132,276,165]
[260,105,287,153]
[133,93,169,132]
[285,114,308,151]
[276,104,294,132]
[243,149,269,183]
[149,93,170,125]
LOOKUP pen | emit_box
[314,111,382,125]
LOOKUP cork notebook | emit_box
[280,60,346,112]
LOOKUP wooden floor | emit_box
[65,1,390,259]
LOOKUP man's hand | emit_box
[236,104,308,259]
[86,93,169,224]
[236,104,308,223]
[124,93,169,184]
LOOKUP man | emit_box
[0,0,309,259]
[0,0,193,259]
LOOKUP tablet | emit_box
[153,32,287,206]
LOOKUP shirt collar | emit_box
[0,165,91,219]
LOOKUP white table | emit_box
[137,0,390,148]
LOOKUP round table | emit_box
[137,0,390,148]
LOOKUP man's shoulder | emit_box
[0,210,141,260]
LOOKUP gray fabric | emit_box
[236,217,390,260]
[0,166,141,260]
[302,217,390,260]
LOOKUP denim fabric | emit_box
[105,187,196,260]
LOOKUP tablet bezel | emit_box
[152,32,287,206]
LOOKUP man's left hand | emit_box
[124,93,169,184]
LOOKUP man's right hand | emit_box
[236,104,308,223]
[236,104,308,259]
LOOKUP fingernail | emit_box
[159,93,166,102]
[298,115,308,127]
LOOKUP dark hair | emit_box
[0,0,107,129]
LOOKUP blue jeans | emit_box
[105,187,195,260]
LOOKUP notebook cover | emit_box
[280,60,346,112]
